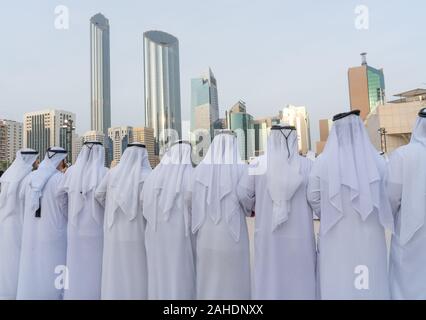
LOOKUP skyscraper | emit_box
[90,13,111,136]
[108,126,133,164]
[348,53,385,120]
[133,127,159,168]
[191,68,219,139]
[0,119,23,165]
[143,30,182,155]
[279,105,312,155]
[23,109,75,156]
[72,133,83,164]
[226,100,254,161]
[82,130,106,145]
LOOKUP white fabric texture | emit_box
[0,149,38,299]
[237,128,317,299]
[143,142,195,299]
[266,128,304,232]
[388,115,426,299]
[192,133,251,299]
[95,144,152,300]
[17,147,68,300]
[58,143,107,299]
[307,115,392,299]
[318,115,394,235]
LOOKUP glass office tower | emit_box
[90,13,111,136]
[191,68,219,140]
[143,30,182,155]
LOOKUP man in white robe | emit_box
[307,110,393,300]
[143,141,195,300]
[238,125,317,299]
[192,131,251,300]
[387,108,426,299]
[17,147,68,300]
[95,143,152,300]
[58,142,107,300]
[0,149,39,299]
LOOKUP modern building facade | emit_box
[82,130,105,145]
[23,109,75,156]
[108,126,133,164]
[191,68,219,140]
[143,30,182,155]
[90,13,111,136]
[279,104,312,155]
[0,119,23,165]
[365,88,426,153]
[348,53,385,120]
[133,126,159,168]
[72,133,83,164]
[226,100,254,160]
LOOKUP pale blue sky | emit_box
[0,0,424,144]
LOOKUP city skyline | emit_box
[0,1,425,145]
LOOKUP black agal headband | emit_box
[20,150,38,155]
[46,147,67,159]
[332,110,361,122]
[418,108,426,118]
[127,143,146,148]
[271,125,297,158]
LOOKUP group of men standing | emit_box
[0,107,425,300]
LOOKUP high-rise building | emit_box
[191,68,219,139]
[82,130,105,145]
[315,119,332,155]
[365,88,426,153]
[90,13,111,136]
[23,109,75,156]
[279,105,312,155]
[108,126,133,164]
[0,119,23,165]
[72,133,83,164]
[253,116,281,156]
[226,100,254,160]
[133,127,159,168]
[348,53,385,120]
[144,30,182,155]
[0,123,7,166]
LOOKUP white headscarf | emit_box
[61,142,107,226]
[266,126,304,232]
[0,149,39,222]
[192,132,245,241]
[397,110,426,245]
[28,147,68,215]
[320,112,393,235]
[107,143,152,228]
[143,141,193,235]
